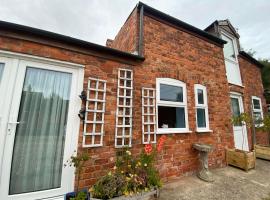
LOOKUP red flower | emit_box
[144,144,153,155]
[157,135,167,152]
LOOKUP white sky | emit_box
[0,0,269,59]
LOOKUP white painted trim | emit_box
[194,84,210,132]
[142,88,156,144]
[156,78,189,134]
[115,68,133,147]
[83,78,107,147]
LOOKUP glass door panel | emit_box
[9,67,72,194]
[0,63,4,84]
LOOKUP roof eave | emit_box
[0,20,145,62]
[138,2,226,46]
[239,51,264,69]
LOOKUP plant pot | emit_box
[91,188,159,200]
[65,188,90,200]
[255,144,270,160]
[226,149,256,171]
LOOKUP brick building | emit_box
[0,2,267,200]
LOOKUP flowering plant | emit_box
[90,136,167,198]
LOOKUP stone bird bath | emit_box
[193,143,214,182]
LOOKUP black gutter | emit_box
[0,20,145,61]
[138,5,144,57]
[239,51,264,68]
[137,2,226,46]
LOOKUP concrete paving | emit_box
[156,159,270,200]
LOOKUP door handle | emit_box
[7,121,20,135]
[8,121,20,124]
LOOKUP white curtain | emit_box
[0,63,4,84]
[9,67,72,195]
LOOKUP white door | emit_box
[230,93,249,151]
[0,53,83,200]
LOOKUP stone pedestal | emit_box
[193,143,214,182]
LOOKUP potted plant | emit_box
[90,136,167,200]
[65,152,90,200]
[255,115,270,160]
[226,113,256,171]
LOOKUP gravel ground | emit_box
[156,159,270,200]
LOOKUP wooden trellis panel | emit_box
[83,77,106,147]
[115,69,133,148]
[142,88,156,144]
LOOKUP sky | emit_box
[0,0,269,59]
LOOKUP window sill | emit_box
[196,129,213,133]
[228,83,245,88]
[157,129,192,134]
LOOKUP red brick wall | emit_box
[132,15,234,180]
[110,8,138,54]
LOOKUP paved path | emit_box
[156,159,270,200]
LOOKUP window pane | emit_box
[197,89,204,104]
[253,99,261,110]
[197,108,206,128]
[231,98,240,117]
[9,67,72,194]
[0,63,4,84]
[253,112,263,122]
[158,106,185,128]
[222,35,236,60]
[160,84,183,102]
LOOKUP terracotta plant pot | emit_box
[226,149,256,171]
[255,144,270,160]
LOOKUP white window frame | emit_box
[221,31,243,86]
[252,96,263,126]
[156,78,190,134]
[221,31,239,63]
[194,84,211,132]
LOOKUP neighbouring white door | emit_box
[0,53,83,200]
[230,93,249,151]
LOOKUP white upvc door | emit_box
[230,93,249,151]
[0,52,83,200]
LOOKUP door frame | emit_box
[230,92,249,151]
[0,50,84,200]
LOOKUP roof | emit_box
[0,20,145,62]
[137,2,226,46]
[205,19,240,38]
[239,51,264,68]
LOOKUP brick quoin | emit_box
[0,3,267,191]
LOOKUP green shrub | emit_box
[91,173,125,199]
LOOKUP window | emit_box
[221,32,242,86]
[222,34,236,61]
[195,84,210,132]
[156,78,189,133]
[252,96,263,126]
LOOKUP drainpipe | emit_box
[138,5,144,57]
[251,104,256,149]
